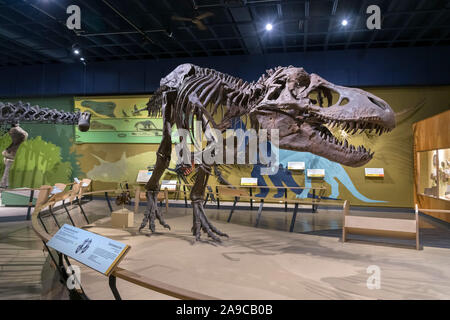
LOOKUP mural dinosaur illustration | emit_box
[225,116,384,203]
[0,101,90,188]
[137,63,395,241]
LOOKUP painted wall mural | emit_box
[74,95,164,144]
[2,86,449,208]
[74,87,450,208]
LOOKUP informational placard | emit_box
[288,162,305,170]
[240,177,258,186]
[136,170,153,183]
[161,180,177,191]
[307,169,325,178]
[365,168,384,177]
[47,224,130,276]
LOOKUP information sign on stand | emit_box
[47,224,130,276]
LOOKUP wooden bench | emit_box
[342,201,420,250]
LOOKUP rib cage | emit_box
[170,65,265,133]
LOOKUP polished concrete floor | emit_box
[1,199,450,299]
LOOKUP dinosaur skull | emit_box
[78,111,91,132]
[251,66,395,167]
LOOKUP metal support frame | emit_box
[289,203,299,232]
[38,211,49,234]
[48,205,61,228]
[183,185,188,207]
[312,189,317,213]
[249,187,253,210]
[203,192,209,206]
[216,186,220,209]
[26,189,34,220]
[254,199,264,227]
[62,200,76,226]
[284,188,288,212]
[77,198,90,224]
[227,196,239,223]
[109,275,122,300]
[104,192,113,212]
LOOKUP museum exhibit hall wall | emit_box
[1,46,449,209]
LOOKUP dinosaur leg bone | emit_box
[139,91,175,233]
[190,164,228,242]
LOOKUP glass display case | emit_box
[418,148,450,201]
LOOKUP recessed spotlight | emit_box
[265,23,273,31]
[341,19,348,26]
[72,44,81,55]
[80,57,85,61]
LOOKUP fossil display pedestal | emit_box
[111,208,134,228]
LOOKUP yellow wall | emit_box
[73,86,450,208]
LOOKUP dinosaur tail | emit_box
[337,172,386,203]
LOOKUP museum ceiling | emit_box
[0,0,449,66]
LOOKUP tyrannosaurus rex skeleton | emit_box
[138,64,395,241]
[0,101,91,188]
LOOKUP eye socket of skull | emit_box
[287,69,311,98]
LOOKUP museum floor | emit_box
[1,200,450,299]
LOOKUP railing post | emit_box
[109,275,122,300]
[26,189,35,221]
[105,192,113,212]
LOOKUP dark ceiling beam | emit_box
[386,0,428,48]
[10,1,105,63]
[303,0,309,52]
[432,29,450,46]
[161,0,211,56]
[78,24,450,49]
[277,3,287,52]
[324,0,338,50]
[409,10,447,46]
[209,26,230,55]
[128,0,192,57]
[344,0,370,50]
[77,0,155,60]
[52,0,125,61]
[2,7,447,29]
[247,5,264,54]
[100,0,173,58]
[223,4,250,55]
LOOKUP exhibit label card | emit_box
[307,169,325,178]
[136,170,152,183]
[47,224,130,276]
[161,180,177,191]
[287,162,305,170]
[241,177,258,186]
[365,168,384,177]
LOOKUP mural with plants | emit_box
[0,133,72,189]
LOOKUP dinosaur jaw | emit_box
[277,123,373,167]
[258,111,393,167]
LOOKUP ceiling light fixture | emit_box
[341,19,348,26]
[72,44,81,55]
[265,23,273,31]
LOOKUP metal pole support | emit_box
[109,275,122,300]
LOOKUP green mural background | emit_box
[0,96,81,188]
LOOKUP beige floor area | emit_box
[76,202,450,300]
[1,199,450,300]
